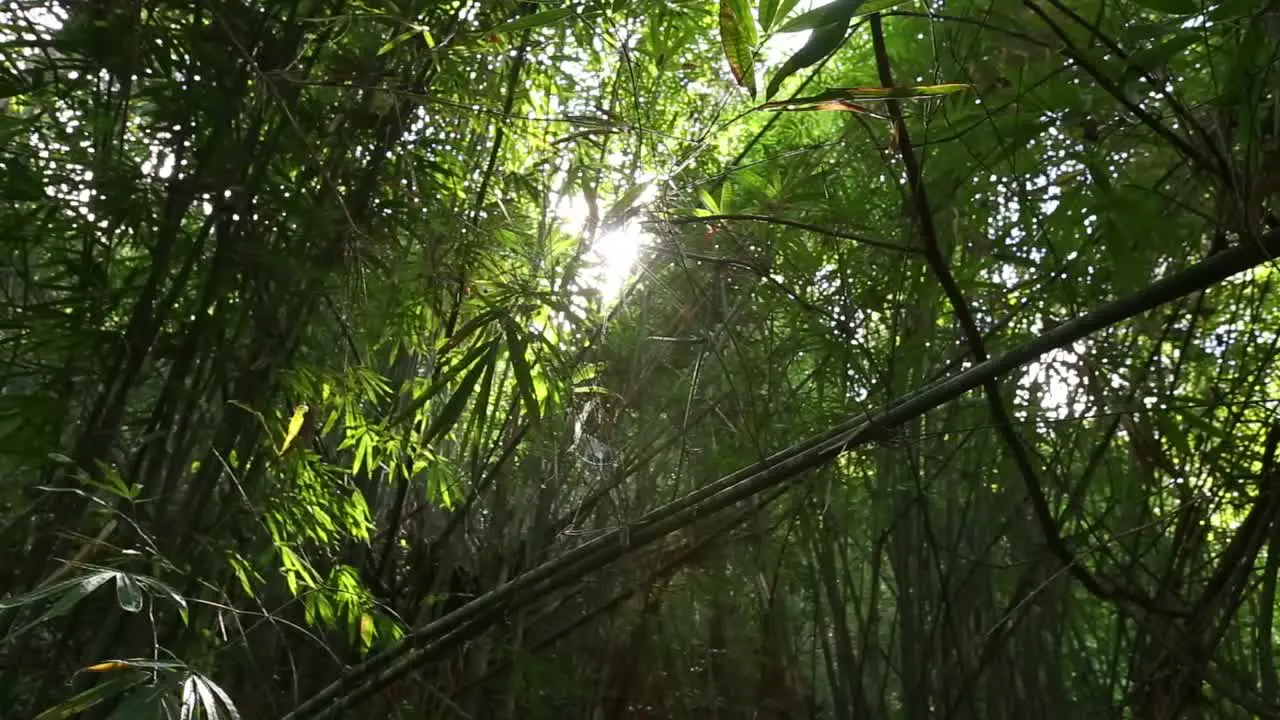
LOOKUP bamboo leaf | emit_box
[106,684,174,720]
[766,5,858,100]
[470,339,499,439]
[505,323,541,421]
[1123,33,1198,79]
[84,661,132,673]
[851,0,911,16]
[181,676,202,720]
[760,83,972,110]
[278,404,309,456]
[1,570,116,644]
[33,674,148,720]
[766,0,805,31]
[114,573,143,613]
[134,576,189,621]
[777,0,860,32]
[759,0,780,32]
[392,336,496,428]
[81,659,185,673]
[486,7,574,34]
[422,341,497,446]
[0,572,108,610]
[188,675,221,720]
[359,613,376,650]
[377,28,423,56]
[760,99,890,116]
[719,0,758,98]
[602,182,651,228]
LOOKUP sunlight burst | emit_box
[556,186,656,303]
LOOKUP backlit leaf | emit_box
[760,83,971,111]
[278,403,309,456]
[359,613,376,649]
[766,0,805,31]
[851,0,911,16]
[761,99,889,116]
[422,341,497,445]
[377,27,423,56]
[84,661,131,673]
[505,323,541,421]
[766,4,858,100]
[719,0,758,98]
[392,333,496,428]
[759,0,780,32]
[777,0,860,32]
[602,182,651,228]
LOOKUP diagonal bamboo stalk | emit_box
[284,227,1280,719]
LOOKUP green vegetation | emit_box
[1,0,1278,717]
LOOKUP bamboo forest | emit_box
[2,0,1279,717]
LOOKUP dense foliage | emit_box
[1,0,1278,718]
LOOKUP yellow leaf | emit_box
[83,661,129,672]
[359,612,375,649]
[279,404,309,456]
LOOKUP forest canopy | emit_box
[1,0,1278,718]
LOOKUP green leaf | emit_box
[359,612,376,650]
[720,0,759,98]
[0,572,107,610]
[1124,33,1198,79]
[777,0,860,32]
[505,323,541,421]
[602,182,651,228]
[1120,21,1182,43]
[133,576,189,621]
[766,5,858,100]
[377,28,422,56]
[767,0,805,31]
[422,341,497,446]
[106,682,174,720]
[228,553,257,597]
[1130,0,1200,13]
[2,570,116,644]
[760,83,972,111]
[759,0,780,32]
[486,7,574,34]
[392,334,496,428]
[86,461,134,500]
[1216,19,1266,109]
[851,0,910,16]
[698,188,721,214]
[34,673,148,720]
[835,83,974,99]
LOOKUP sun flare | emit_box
[555,187,655,303]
